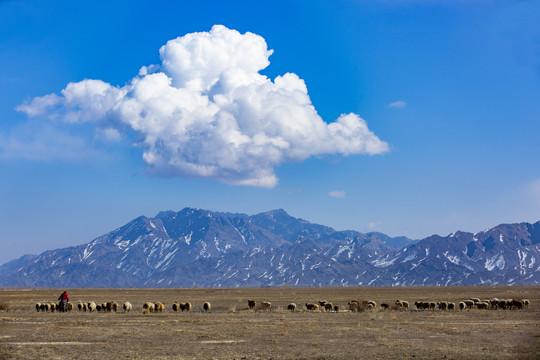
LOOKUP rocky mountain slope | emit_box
[0,208,537,287]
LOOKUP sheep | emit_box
[348,301,361,312]
[367,300,377,308]
[96,304,103,312]
[402,301,409,309]
[324,303,333,312]
[428,302,436,310]
[143,302,155,313]
[203,302,211,312]
[448,302,455,310]
[380,303,390,310]
[77,302,84,311]
[395,300,409,309]
[511,299,523,310]
[463,300,475,309]
[287,303,297,311]
[248,299,256,309]
[305,303,319,311]
[437,301,448,311]
[470,298,481,303]
[88,302,96,312]
[334,305,340,312]
[415,301,430,310]
[181,302,192,312]
[258,301,272,311]
[318,301,327,309]
[68,302,74,311]
[523,299,530,309]
[172,302,180,311]
[154,302,165,312]
[106,301,114,312]
[50,303,56,312]
[476,302,489,310]
[123,302,132,312]
[35,303,41,312]
[459,301,466,311]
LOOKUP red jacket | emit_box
[58,292,69,301]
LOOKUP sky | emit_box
[1,0,539,265]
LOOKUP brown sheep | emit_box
[287,303,297,311]
[415,301,428,310]
[448,302,455,310]
[154,302,165,312]
[50,303,56,312]
[437,301,448,311]
[172,302,180,311]
[96,304,103,312]
[248,299,256,309]
[348,301,362,312]
[324,303,333,312]
[458,301,466,310]
[35,303,41,312]
[305,303,319,311]
[77,302,84,311]
[181,302,192,312]
[106,301,114,312]
[511,299,524,310]
[476,302,489,310]
[203,302,211,312]
[258,301,272,311]
[143,302,155,313]
[523,299,530,309]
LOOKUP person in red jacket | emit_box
[58,291,69,312]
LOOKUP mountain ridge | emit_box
[0,208,537,287]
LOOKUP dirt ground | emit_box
[0,286,538,359]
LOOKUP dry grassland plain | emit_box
[0,286,538,359]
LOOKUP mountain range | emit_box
[0,208,538,287]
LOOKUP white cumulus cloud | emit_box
[17,25,389,188]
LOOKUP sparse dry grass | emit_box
[0,286,538,359]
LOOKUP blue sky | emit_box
[1,0,539,264]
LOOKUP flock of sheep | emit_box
[34,297,530,314]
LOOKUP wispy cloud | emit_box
[17,25,389,188]
[526,178,540,204]
[0,122,94,162]
[368,221,383,231]
[328,190,346,198]
[388,100,407,108]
